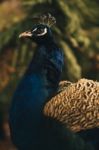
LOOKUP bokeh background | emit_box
[0,0,99,149]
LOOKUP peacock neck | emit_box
[26,41,64,91]
[9,40,64,149]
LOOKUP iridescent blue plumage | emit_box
[9,22,64,150]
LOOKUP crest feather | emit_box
[32,13,56,27]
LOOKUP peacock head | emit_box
[19,13,56,44]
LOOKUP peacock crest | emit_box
[32,13,56,27]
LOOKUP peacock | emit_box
[9,13,98,150]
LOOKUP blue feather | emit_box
[9,39,64,149]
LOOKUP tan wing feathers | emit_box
[43,79,99,132]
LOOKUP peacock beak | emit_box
[19,31,32,38]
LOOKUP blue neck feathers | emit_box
[26,41,63,89]
[9,40,64,149]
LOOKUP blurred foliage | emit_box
[0,0,99,148]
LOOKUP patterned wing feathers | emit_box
[43,79,99,132]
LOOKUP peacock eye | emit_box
[37,28,44,33]
[32,27,44,33]
[32,26,47,36]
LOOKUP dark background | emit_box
[0,0,99,149]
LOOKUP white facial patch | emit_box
[32,28,37,32]
[37,28,47,36]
